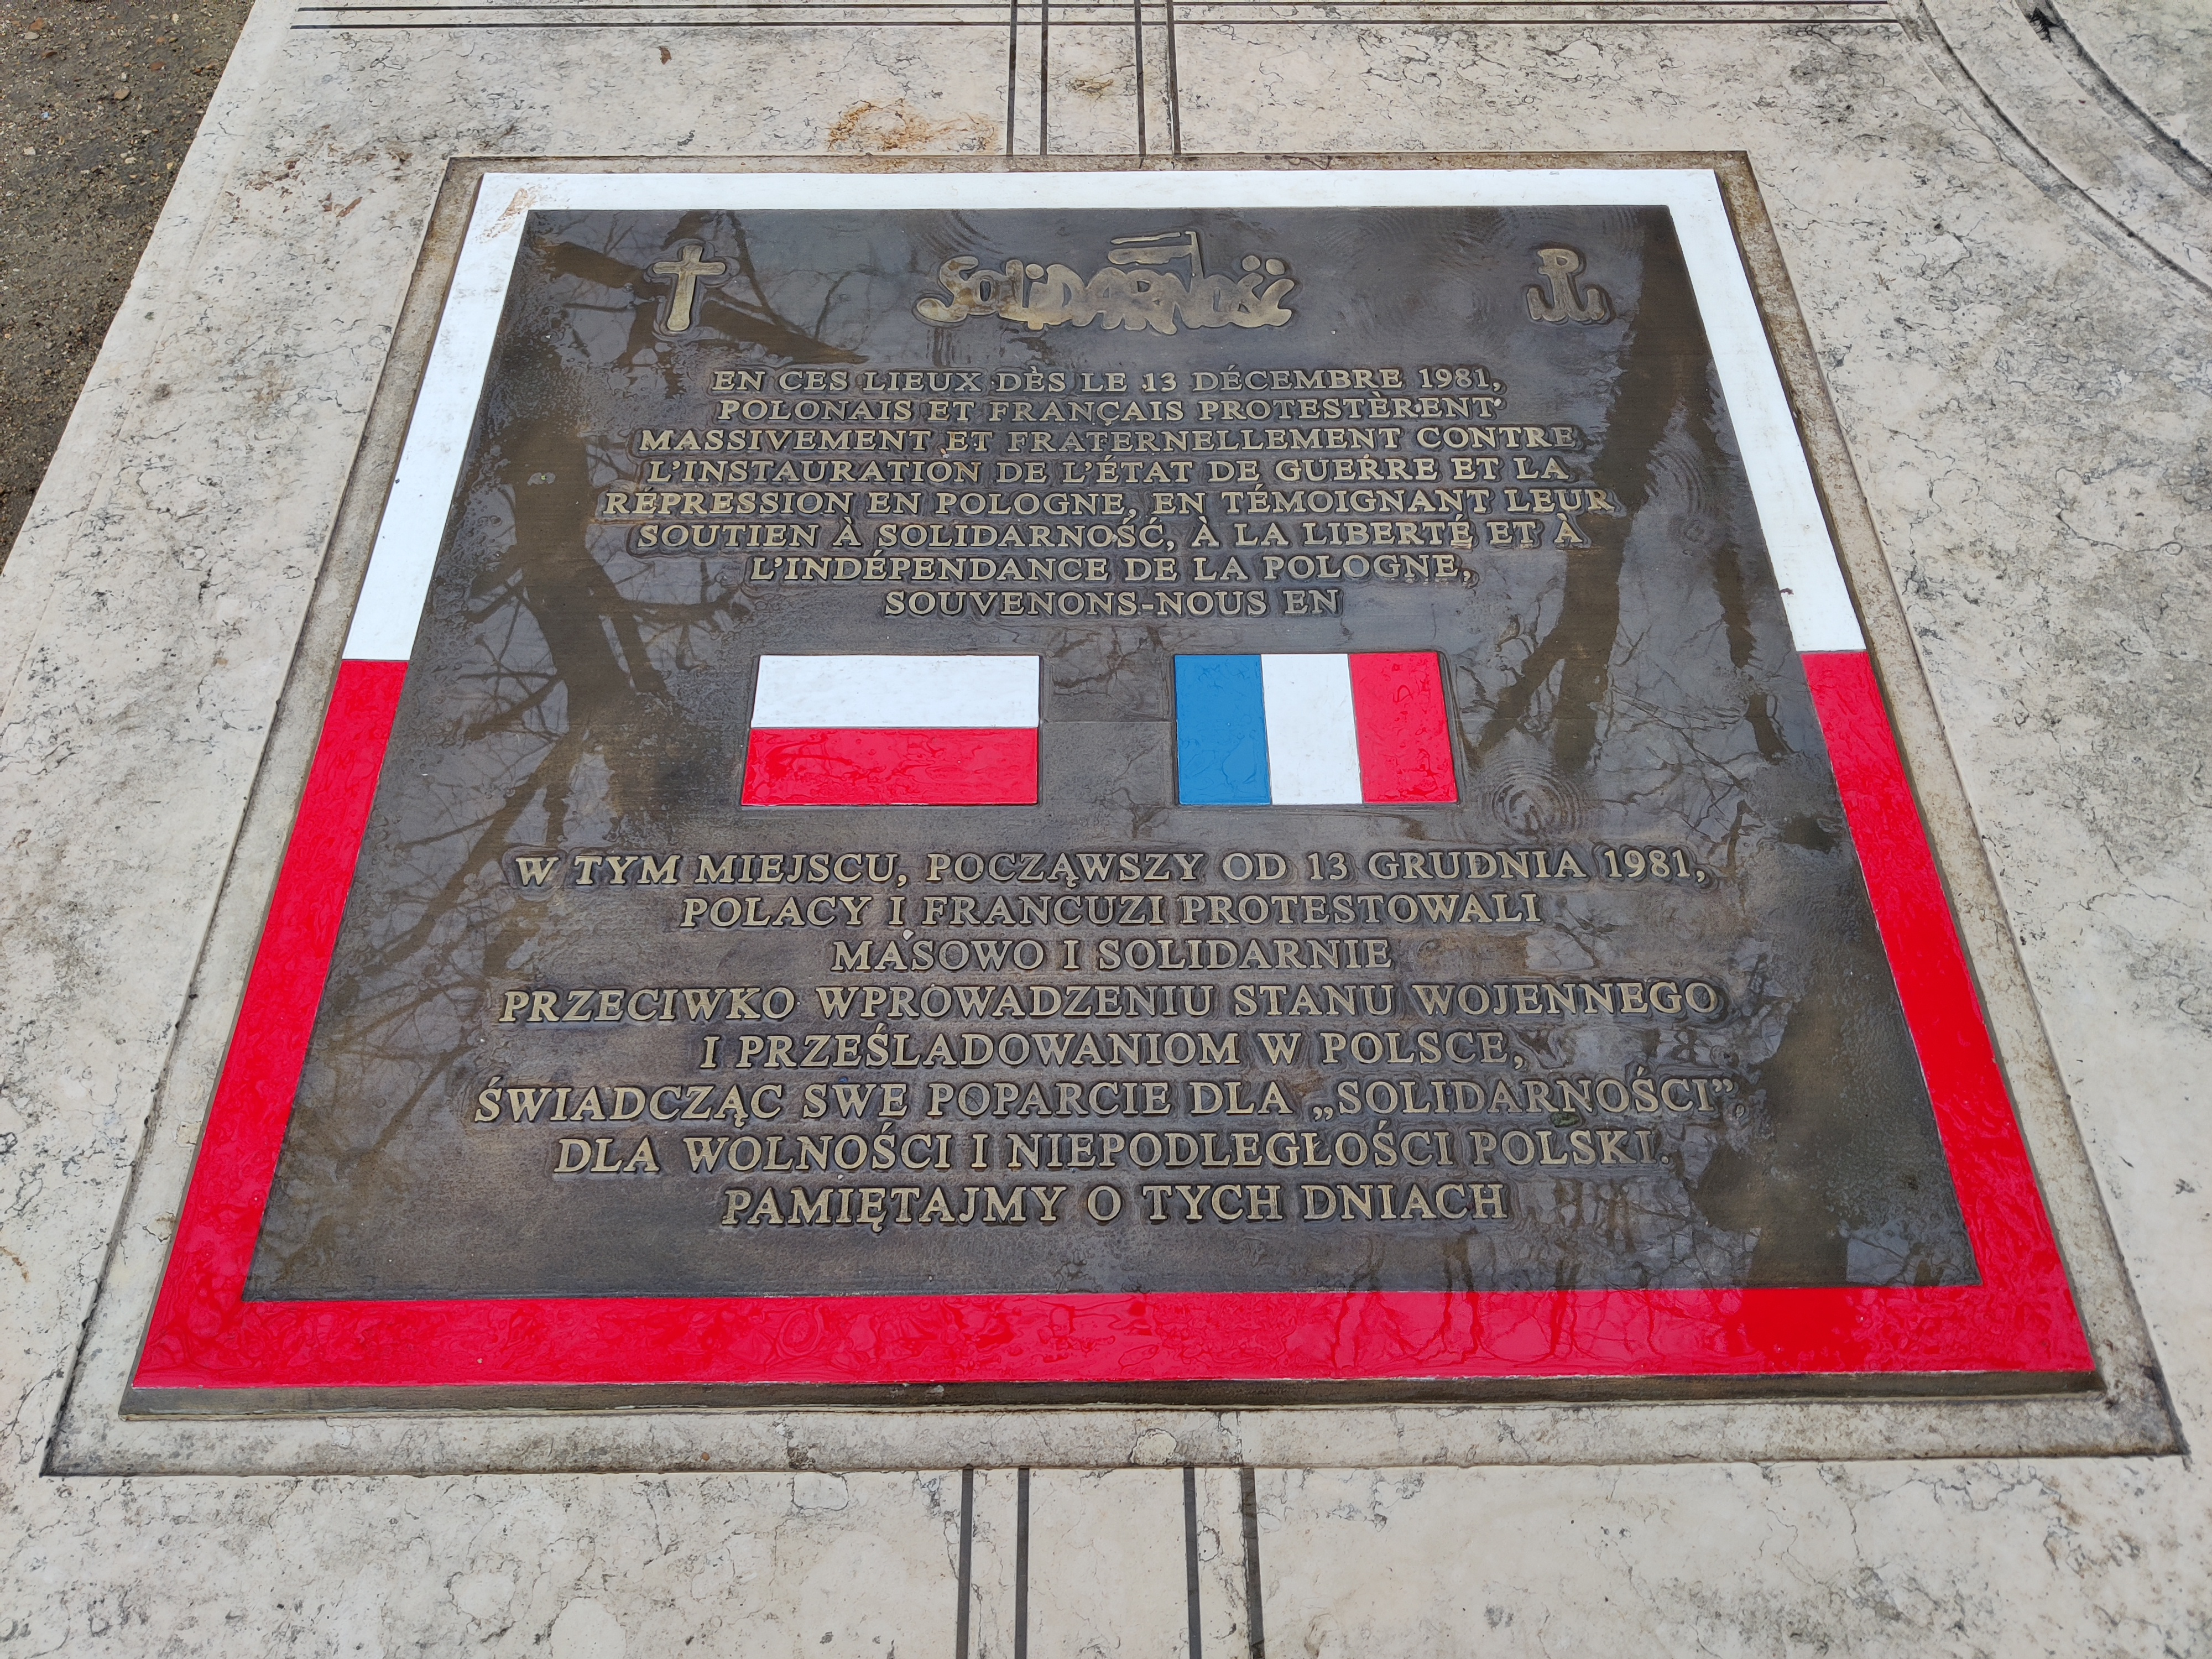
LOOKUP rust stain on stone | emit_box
[825,98,997,155]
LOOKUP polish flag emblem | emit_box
[740,655,1041,806]
[1175,652,1458,805]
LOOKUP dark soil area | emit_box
[1,0,252,565]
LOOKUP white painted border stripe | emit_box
[1659,175,1862,651]
[343,168,1861,660]
[1260,653,1362,804]
[751,655,1039,729]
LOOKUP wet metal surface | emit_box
[247,206,1970,1300]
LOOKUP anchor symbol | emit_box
[1525,246,1610,325]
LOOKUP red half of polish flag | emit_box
[740,655,1041,806]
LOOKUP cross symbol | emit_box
[651,241,728,333]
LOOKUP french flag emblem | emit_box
[1175,652,1458,806]
[742,655,1040,806]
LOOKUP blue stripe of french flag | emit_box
[1175,652,1458,805]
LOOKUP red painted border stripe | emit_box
[134,648,2091,1392]
[1801,650,2080,1340]
[740,727,1039,806]
[1348,653,1457,804]
[132,1279,2083,1390]
[137,659,409,1377]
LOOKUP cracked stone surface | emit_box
[2053,0,2212,168]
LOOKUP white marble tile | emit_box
[1038,19,1144,156]
[964,1467,1026,1659]
[1254,1460,2212,1657]
[1193,1467,1260,1659]
[1025,1468,1194,1657]
[6,1470,968,1654]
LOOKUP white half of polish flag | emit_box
[742,655,1041,806]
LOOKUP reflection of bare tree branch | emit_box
[533,239,638,290]
[1691,342,1791,763]
[724,219,785,322]
[289,221,874,1224]
[341,724,594,1168]
[461,675,560,743]
[1472,223,1786,774]
[811,273,851,343]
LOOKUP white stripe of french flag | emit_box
[741,655,1041,806]
[1176,651,1458,805]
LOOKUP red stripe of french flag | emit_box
[1347,652,1457,803]
[740,655,1042,807]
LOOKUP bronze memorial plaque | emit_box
[135,170,2089,1404]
